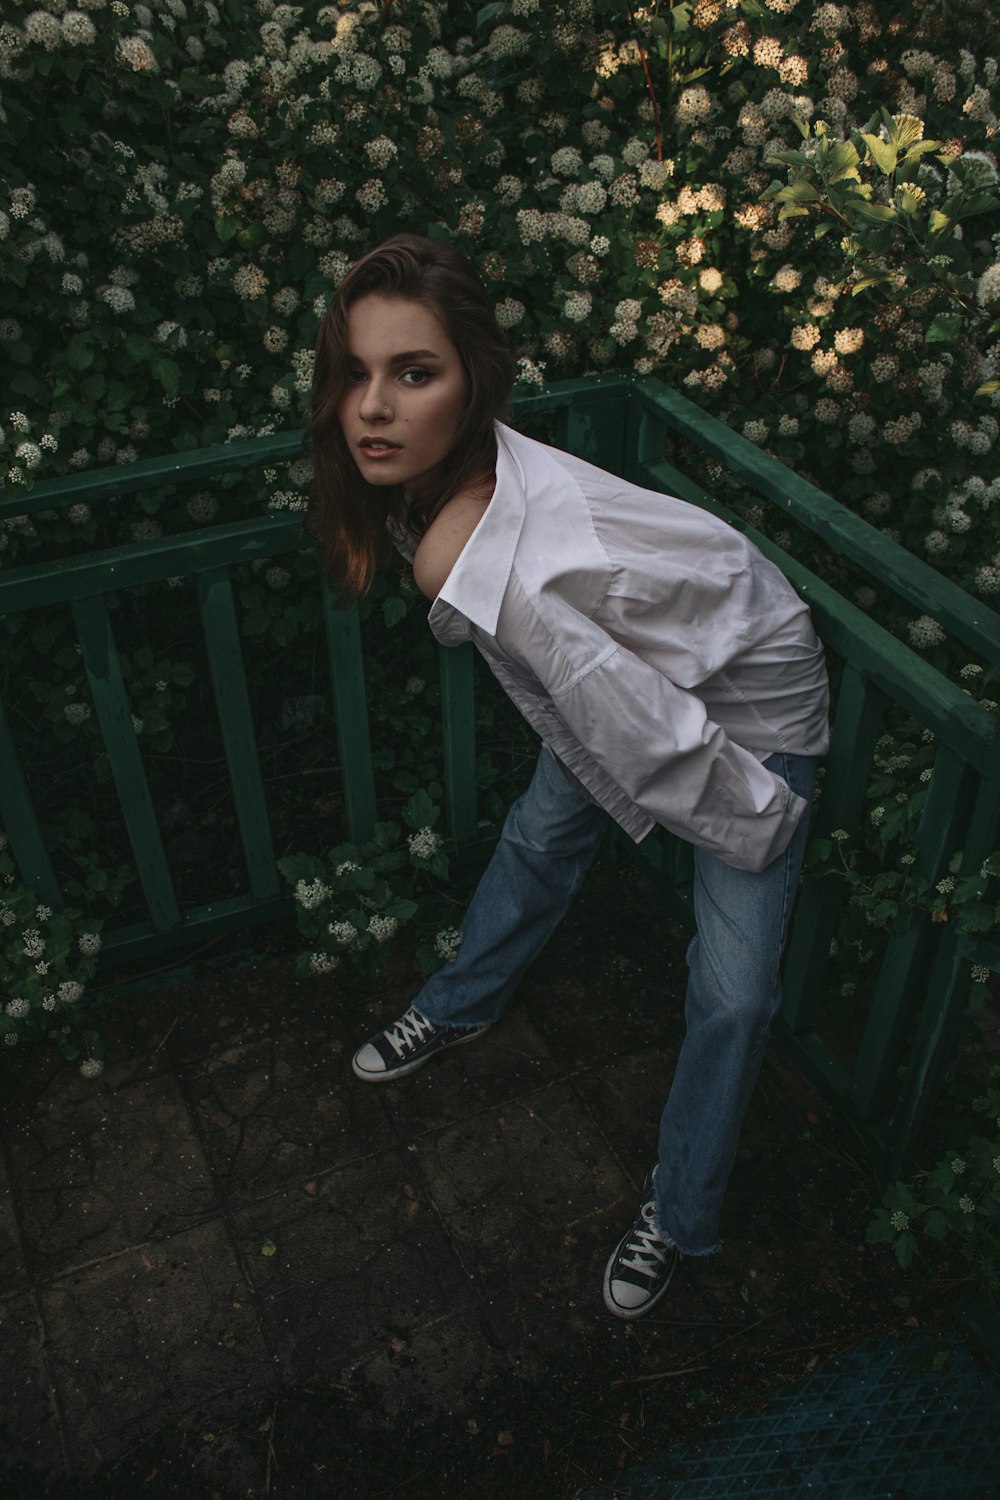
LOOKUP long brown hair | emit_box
[309,234,516,598]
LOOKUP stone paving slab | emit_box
[410,1080,635,1362]
[233,1148,480,1387]
[4,1072,218,1280]
[38,1217,275,1471]
[0,1290,63,1475]
[353,1306,507,1420]
[0,1145,29,1298]
[184,1027,394,1204]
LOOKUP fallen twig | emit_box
[612,1316,772,1387]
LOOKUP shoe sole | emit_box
[351,1024,490,1083]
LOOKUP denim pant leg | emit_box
[415,747,608,1030]
[655,752,817,1257]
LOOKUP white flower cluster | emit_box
[294,877,330,910]
[327,921,357,947]
[978,263,1000,308]
[309,951,339,974]
[908,615,946,649]
[564,290,592,323]
[434,927,462,962]
[495,298,524,329]
[367,914,398,943]
[516,357,546,389]
[769,263,802,293]
[365,135,397,169]
[408,827,442,859]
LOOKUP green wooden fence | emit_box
[1,374,997,1176]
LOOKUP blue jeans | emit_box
[415,746,816,1256]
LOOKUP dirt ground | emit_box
[0,853,984,1500]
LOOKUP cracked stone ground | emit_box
[0,856,979,1500]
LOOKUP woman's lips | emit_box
[358,439,401,459]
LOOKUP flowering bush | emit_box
[278,786,461,979]
[2,0,998,588]
[868,1083,1000,1288]
[0,843,104,1073]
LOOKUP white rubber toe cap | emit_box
[352,1042,387,1078]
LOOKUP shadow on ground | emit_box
[0,857,983,1499]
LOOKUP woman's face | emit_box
[336,293,467,489]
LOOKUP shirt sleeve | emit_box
[503,597,809,874]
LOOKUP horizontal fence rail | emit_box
[1,376,997,1176]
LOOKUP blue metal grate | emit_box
[578,1333,1000,1499]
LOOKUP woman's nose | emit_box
[358,380,391,421]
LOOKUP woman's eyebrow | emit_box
[388,348,442,363]
[347,348,443,364]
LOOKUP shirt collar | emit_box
[428,422,525,639]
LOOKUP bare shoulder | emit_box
[412,477,495,601]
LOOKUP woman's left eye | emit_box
[402,367,432,385]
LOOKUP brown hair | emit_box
[309,233,516,598]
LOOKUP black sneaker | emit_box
[352,1006,491,1082]
[603,1163,679,1320]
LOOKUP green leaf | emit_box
[66,335,94,372]
[151,358,180,396]
[928,209,952,235]
[974,379,1000,398]
[80,373,106,401]
[668,2,691,33]
[924,314,963,344]
[124,333,154,361]
[851,273,894,294]
[382,595,407,628]
[776,179,821,204]
[861,132,898,175]
[848,200,897,224]
[957,193,999,220]
[901,139,944,164]
[826,140,861,182]
[475,1,506,26]
[894,1231,917,1269]
[10,371,45,397]
[767,151,815,169]
[402,788,439,830]
[956,901,997,932]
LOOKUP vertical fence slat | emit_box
[196,567,279,899]
[320,587,376,844]
[0,694,64,908]
[439,642,478,847]
[558,394,630,475]
[879,756,1000,1174]
[850,746,977,1120]
[624,390,672,491]
[70,594,181,932]
[780,664,887,1033]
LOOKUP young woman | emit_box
[310,233,829,1320]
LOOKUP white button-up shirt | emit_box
[400,422,829,873]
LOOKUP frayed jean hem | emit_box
[412,1005,491,1034]
[658,1222,722,1259]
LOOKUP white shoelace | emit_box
[619,1203,669,1281]
[386,1007,435,1059]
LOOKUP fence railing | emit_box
[1,374,997,1176]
